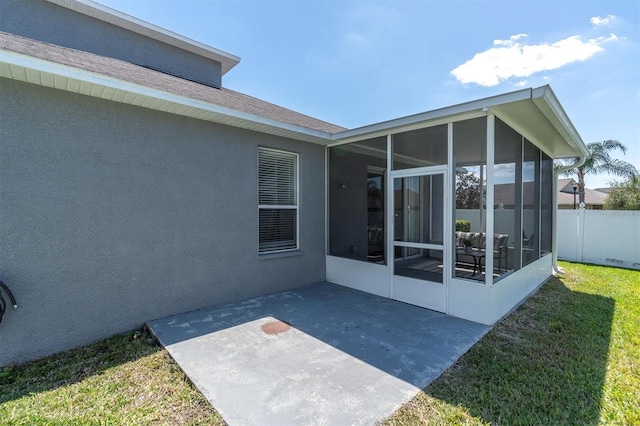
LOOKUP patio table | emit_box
[456,249,486,276]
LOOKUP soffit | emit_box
[490,99,581,159]
[0,48,334,145]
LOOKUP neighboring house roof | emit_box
[0,32,346,142]
[485,180,609,207]
[594,187,612,194]
[558,178,573,193]
[493,182,536,207]
[46,0,240,75]
[557,178,609,206]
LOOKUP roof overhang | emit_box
[332,86,588,160]
[0,44,587,158]
[45,0,240,75]
[0,48,333,145]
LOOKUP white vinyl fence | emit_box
[557,209,640,270]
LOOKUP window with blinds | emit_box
[258,147,298,253]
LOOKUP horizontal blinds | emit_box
[259,209,297,252]
[258,147,298,253]
[259,148,297,206]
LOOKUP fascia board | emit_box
[331,85,587,161]
[0,49,332,144]
[531,86,588,158]
[331,88,533,143]
[328,111,486,147]
[45,0,240,75]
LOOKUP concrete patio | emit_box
[147,282,489,425]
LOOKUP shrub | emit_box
[455,220,471,232]
[604,176,640,210]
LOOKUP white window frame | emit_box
[258,147,299,254]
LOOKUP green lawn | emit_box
[383,262,639,425]
[0,331,224,425]
[1,262,638,425]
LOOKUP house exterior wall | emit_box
[0,78,326,366]
[0,0,222,88]
[558,203,603,210]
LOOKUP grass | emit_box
[1,262,638,425]
[383,262,640,425]
[0,330,223,425]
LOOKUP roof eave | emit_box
[330,88,533,144]
[530,85,588,158]
[0,48,332,145]
[330,85,587,160]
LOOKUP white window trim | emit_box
[258,147,300,254]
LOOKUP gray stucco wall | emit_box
[0,0,222,88]
[0,78,326,366]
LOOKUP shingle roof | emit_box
[594,187,612,194]
[556,178,609,206]
[557,187,608,206]
[491,180,609,207]
[493,182,536,207]
[557,178,575,192]
[0,31,346,135]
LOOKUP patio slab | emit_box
[147,282,489,425]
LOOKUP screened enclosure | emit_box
[326,86,587,325]
[329,116,554,286]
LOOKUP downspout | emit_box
[552,155,586,275]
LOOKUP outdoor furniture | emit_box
[367,226,384,262]
[455,248,486,275]
[455,231,509,274]
[493,234,509,273]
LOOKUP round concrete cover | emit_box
[261,320,291,335]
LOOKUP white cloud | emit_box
[493,34,528,47]
[591,15,616,26]
[514,80,528,87]
[451,33,619,87]
[606,33,620,42]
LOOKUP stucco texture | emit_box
[0,78,326,366]
[0,0,222,88]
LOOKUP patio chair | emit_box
[367,226,384,261]
[493,234,509,273]
[454,232,509,275]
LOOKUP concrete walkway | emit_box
[148,282,489,425]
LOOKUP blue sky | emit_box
[98,0,639,189]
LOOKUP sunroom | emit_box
[326,86,587,325]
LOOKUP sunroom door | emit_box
[391,168,447,312]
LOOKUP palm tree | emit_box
[558,140,638,205]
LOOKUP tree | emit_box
[604,176,640,210]
[456,173,481,209]
[558,140,638,204]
